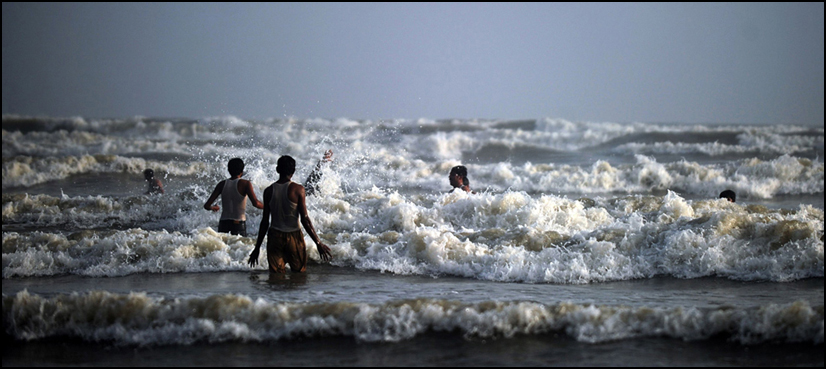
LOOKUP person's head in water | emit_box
[277,155,296,177]
[144,168,164,194]
[228,158,245,177]
[719,189,736,203]
[449,165,470,190]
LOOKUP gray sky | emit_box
[2,2,823,125]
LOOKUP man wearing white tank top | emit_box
[203,158,264,236]
[248,155,332,273]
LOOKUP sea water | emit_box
[2,115,823,366]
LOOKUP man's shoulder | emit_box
[288,182,306,197]
[213,179,227,190]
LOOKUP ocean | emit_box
[2,115,823,366]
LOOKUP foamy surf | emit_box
[4,190,822,283]
[3,290,822,346]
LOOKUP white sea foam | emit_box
[2,155,210,188]
[4,116,823,197]
[2,116,823,283]
[3,190,822,283]
[2,129,193,157]
[470,154,823,199]
[3,115,823,360]
[3,290,822,345]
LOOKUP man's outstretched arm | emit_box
[249,186,272,267]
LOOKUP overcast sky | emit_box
[2,2,823,125]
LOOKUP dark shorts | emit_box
[218,219,247,237]
[267,228,307,273]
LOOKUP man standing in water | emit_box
[203,158,264,236]
[144,169,164,195]
[249,155,332,273]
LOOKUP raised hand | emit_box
[322,149,333,162]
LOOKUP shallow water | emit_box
[3,268,824,366]
[3,267,824,309]
[2,115,823,365]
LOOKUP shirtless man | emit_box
[248,155,332,273]
[144,169,164,195]
[449,165,473,193]
[305,149,333,196]
[203,158,264,236]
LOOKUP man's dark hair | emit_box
[277,155,296,176]
[143,169,154,180]
[228,158,245,177]
[450,165,469,186]
[719,189,736,202]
